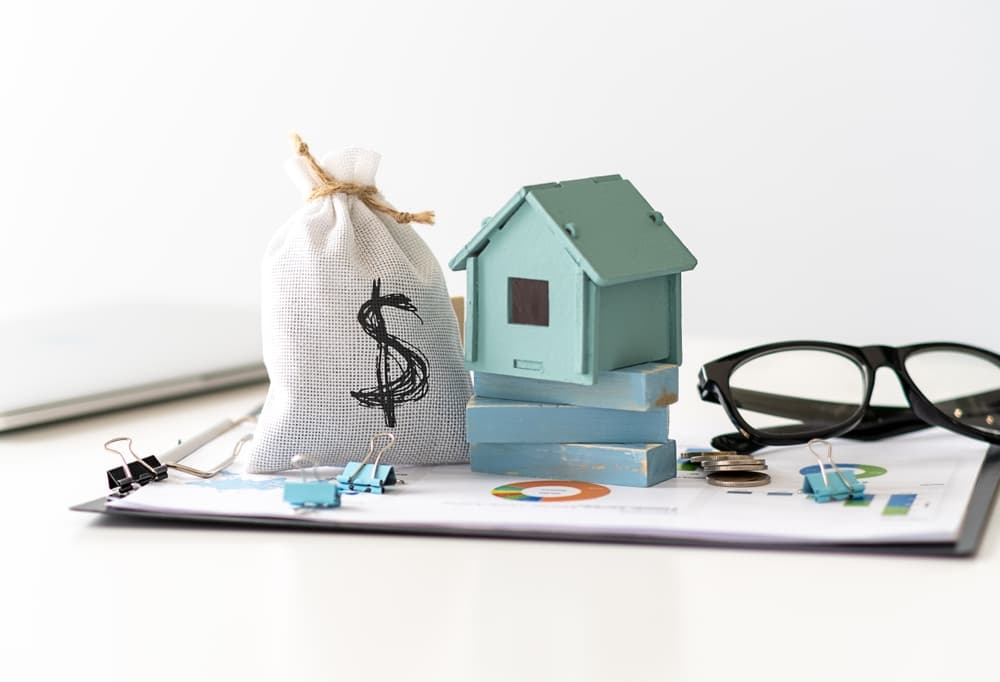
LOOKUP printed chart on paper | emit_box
[109,433,987,546]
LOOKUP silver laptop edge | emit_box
[0,364,267,432]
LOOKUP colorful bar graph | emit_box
[883,493,917,516]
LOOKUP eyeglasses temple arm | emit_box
[729,388,864,423]
[710,389,927,451]
[932,389,1000,420]
[706,387,1000,452]
[843,389,1000,439]
[837,404,929,441]
[732,386,931,436]
[709,388,867,453]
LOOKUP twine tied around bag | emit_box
[291,133,435,225]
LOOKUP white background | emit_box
[3,1,998,348]
[3,5,1000,680]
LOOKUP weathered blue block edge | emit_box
[466,396,669,443]
[473,361,678,412]
[470,441,677,488]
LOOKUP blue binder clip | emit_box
[336,433,398,494]
[802,439,865,503]
[104,437,168,495]
[283,455,341,508]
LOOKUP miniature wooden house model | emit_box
[449,175,696,385]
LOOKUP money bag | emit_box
[249,135,471,472]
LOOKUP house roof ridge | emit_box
[449,175,696,285]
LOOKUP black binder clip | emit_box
[104,437,167,495]
[336,433,398,494]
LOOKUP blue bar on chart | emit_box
[883,493,917,516]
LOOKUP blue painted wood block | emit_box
[466,396,669,443]
[470,441,676,487]
[473,361,678,411]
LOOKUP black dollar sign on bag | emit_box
[351,279,431,427]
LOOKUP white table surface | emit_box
[2,343,999,682]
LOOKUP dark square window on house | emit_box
[509,277,549,326]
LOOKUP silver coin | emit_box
[706,471,772,488]
[689,454,756,463]
[696,456,764,466]
[703,465,768,474]
[702,462,768,472]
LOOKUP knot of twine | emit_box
[291,133,435,225]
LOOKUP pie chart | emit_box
[491,480,611,502]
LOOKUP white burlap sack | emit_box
[249,140,470,473]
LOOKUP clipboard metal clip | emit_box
[167,432,254,479]
[102,404,261,497]
[159,404,261,478]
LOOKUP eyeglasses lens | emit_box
[729,349,866,437]
[904,349,1000,435]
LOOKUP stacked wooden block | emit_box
[466,361,679,487]
[449,175,697,487]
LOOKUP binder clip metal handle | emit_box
[283,455,341,508]
[802,439,866,503]
[336,433,398,494]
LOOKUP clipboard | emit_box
[73,444,1000,558]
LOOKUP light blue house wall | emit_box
[463,202,593,382]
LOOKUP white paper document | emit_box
[109,432,988,545]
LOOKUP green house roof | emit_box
[448,175,696,286]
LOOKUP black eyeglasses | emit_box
[698,341,1000,454]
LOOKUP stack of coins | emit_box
[687,451,771,488]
